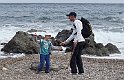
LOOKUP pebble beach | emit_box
[0,53,124,80]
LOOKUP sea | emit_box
[0,3,124,59]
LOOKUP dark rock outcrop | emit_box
[27,29,46,33]
[82,35,109,56]
[52,29,74,52]
[52,29,73,46]
[1,31,39,54]
[27,29,38,33]
[54,29,121,56]
[105,43,121,54]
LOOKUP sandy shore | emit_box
[0,53,124,80]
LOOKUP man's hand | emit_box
[60,41,66,46]
[58,47,63,51]
[73,42,77,48]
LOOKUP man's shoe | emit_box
[36,71,40,74]
[78,72,84,75]
[70,73,77,75]
[45,71,50,73]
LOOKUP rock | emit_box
[30,62,39,71]
[52,29,74,52]
[53,29,73,46]
[1,31,39,54]
[55,29,73,42]
[82,47,96,55]
[95,43,109,56]
[2,67,8,71]
[80,34,109,56]
[105,43,121,54]
[54,29,120,56]
[27,29,46,33]
[27,29,38,32]
[95,43,104,49]
[85,33,96,48]
[83,43,109,56]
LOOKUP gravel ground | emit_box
[0,53,124,80]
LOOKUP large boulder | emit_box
[1,31,39,54]
[55,29,72,41]
[54,29,121,56]
[52,29,73,46]
[52,29,74,52]
[82,36,109,56]
[105,43,121,54]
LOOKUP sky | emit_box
[0,0,124,3]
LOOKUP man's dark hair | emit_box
[66,12,77,17]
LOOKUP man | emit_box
[61,12,85,74]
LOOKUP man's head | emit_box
[66,12,77,22]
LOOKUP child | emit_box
[37,33,61,74]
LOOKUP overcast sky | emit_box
[0,0,124,3]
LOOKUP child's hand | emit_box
[49,52,52,55]
[58,47,63,51]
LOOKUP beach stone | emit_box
[30,62,39,71]
[105,43,121,54]
[2,67,8,71]
[1,31,39,54]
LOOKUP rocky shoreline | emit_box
[0,53,124,80]
[1,29,121,56]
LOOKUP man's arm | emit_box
[65,29,76,43]
[50,43,62,50]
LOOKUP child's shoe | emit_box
[45,70,50,73]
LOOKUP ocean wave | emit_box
[88,16,119,22]
[37,16,51,20]
[122,18,124,21]
[0,15,34,19]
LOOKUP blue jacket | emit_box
[40,39,51,55]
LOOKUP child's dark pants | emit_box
[38,54,50,72]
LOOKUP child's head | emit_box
[44,34,51,40]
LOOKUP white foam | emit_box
[82,53,124,60]
[9,53,25,58]
[94,29,124,50]
[93,29,124,59]
[122,18,124,21]
[0,53,25,59]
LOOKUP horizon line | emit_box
[0,2,124,4]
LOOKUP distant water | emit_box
[0,3,124,59]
